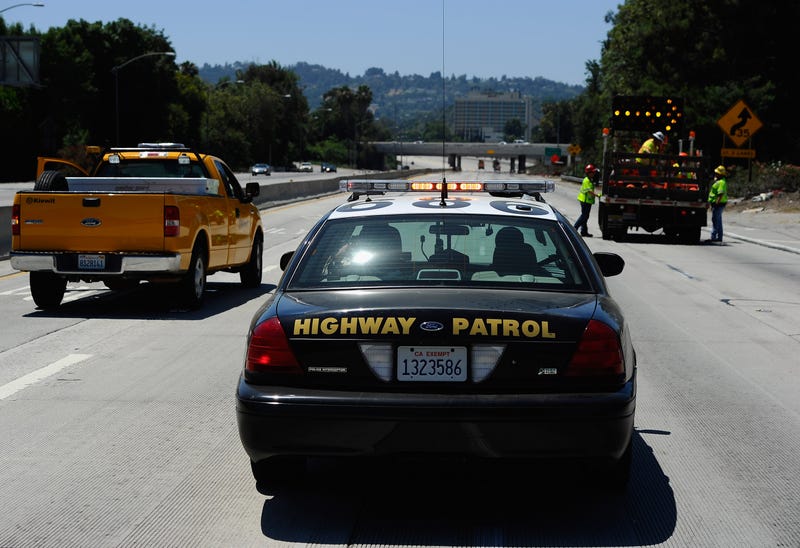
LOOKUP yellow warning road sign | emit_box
[718,100,762,147]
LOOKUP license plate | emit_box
[78,254,105,270]
[397,346,467,381]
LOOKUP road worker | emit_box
[574,164,600,237]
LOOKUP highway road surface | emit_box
[0,169,798,547]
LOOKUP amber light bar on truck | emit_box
[340,179,555,195]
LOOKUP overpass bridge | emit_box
[370,141,571,172]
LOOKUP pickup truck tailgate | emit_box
[16,193,168,252]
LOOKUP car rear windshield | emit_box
[95,160,207,178]
[288,214,590,290]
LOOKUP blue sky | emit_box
[4,0,621,86]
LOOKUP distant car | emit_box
[320,162,337,173]
[299,162,313,173]
[236,177,636,494]
[251,163,271,176]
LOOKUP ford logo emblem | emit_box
[81,218,102,227]
[420,321,444,332]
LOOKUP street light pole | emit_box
[111,51,175,146]
[0,3,44,14]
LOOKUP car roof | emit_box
[329,179,559,222]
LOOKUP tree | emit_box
[583,0,796,162]
[33,18,178,151]
[311,85,386,167]
[503,118,526,142]
[237,62,309,166]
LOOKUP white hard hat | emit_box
[653,131,665,141]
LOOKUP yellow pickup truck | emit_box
[11,143,264,310]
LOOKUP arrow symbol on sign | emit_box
[729,107,752,136]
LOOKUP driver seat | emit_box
[491,227,539,276]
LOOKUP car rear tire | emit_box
[251,456,306,494]
[602,437,633,493]
[179,240,207,308]
[34,170,69,191]
[30,272,67,309]
[239,234,263,288]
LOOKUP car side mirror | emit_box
[245,182,260,198]
[593,252,625,277]
[280,251,294,271]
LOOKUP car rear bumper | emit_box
[11,252,181,274]
[236,374,636,463]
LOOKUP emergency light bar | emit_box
[340,179,555,195]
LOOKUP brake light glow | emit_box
[164,205,180,237]
[566,320,624,376]
[246,317,302,374]
[11,204,20,236]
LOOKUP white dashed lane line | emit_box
[0,354,92,400]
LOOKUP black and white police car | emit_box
[236,178,636,491]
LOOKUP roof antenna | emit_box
[439,0,448,207]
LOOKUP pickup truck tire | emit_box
[34,170,69,191]
[240,234,263,288]
[179,241,207,308]
[30,272,67,309]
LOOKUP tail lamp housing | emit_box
[246,317,302,374]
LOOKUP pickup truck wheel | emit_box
[179,242,207,308]
[34,170,69,191]
[30,272,67,309]
[240,234,263,288]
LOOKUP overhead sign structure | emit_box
[0,36,40,87]
[718,100,762,147]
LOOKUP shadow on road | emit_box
[24,280,276,320]
[258,430,676,546]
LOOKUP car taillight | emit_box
[566,320,624,376]
[11,204,20,236]
[164,205,180,237]
[246,317,302,374]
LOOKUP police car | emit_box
[236,178,636,491]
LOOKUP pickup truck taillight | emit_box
[164,206,180,237]
[11,204,20,236]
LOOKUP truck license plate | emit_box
[397,346,467,381]
[78,254,105,270]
